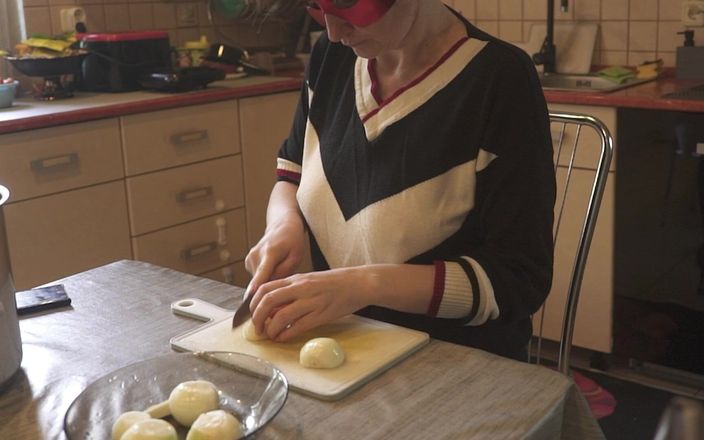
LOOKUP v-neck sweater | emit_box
[275,15,555,361]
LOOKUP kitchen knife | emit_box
[231,285,252,328]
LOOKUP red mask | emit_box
[307,0,396,27]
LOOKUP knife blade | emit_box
[231,285,253,328]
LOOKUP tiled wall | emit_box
[22,0,289,49]
[19,0,695,68]
[446,0,690,68]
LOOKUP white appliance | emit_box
[0,184,22,389]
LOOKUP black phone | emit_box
[15,284,72,315]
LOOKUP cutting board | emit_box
[170,298,430,401]
[516,23,599,74]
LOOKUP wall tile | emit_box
[24,6,54,36]
[153,3,177,30]
[601,0,628,20]
[658,21,684,52]
[629,21,657,51]
[477,0,499,20]
[82,4,105,32]
[574,0,599,21]
[104,3,130,31]
[627,51,657,66]
[499,0,522,20]
[475,20,499,36]
[499,20,523,42]
[601,50,628,66]
[659,0,682,21]
[48,0,76,5]
[600,21,628,51]
[23,0,48,7]
[454,0,476,19]
[630,0,657,21]
[657,51,675,67]
[523,0,546,21]
[128,3,154,31]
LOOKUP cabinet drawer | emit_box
[121,101,240,176]
[200,262,249,287]
[0,119,123,202]
[3,181,131,290]
[126,156,244,236]
[133,209,247,275]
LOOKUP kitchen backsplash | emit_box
[22,0,289,50]
[20,0,694,68]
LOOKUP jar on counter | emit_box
[176,36,210,67]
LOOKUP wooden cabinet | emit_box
[0,118,130,290]
[534,104,617,353]
[0,94,299,289]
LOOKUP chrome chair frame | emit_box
[536,111,614,375]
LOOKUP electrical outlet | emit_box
[682,0,704,26]
[176,4,198,27]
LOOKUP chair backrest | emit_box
[534,111,614,375]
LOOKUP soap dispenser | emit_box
[676,30,704,79]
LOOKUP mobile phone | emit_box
[15,284,72,315]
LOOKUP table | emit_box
[0,260,605,439]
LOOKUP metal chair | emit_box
[532,111,614,375]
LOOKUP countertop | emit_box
[1,72,703,136]
[0,260,605,439]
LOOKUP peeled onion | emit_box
[241,319,267,341]
[186,409,242,440]
[168,380,220,427]
[299,337,345,369]
[112,411,151,440]
[119,419,177,440]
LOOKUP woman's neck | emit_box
[374,2,467,95]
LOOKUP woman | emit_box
[245,0,555,361]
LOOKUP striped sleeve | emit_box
[427,257,500,325]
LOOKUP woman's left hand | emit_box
[249,267,373,342]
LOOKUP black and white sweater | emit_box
[275,16,555,360]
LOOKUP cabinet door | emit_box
[3,181,131,290]
[239,92,298,248]
[126,156,245,236]
[121,101,240,176]
[0,119,123,202]
[132,209,247,276]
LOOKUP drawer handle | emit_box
[30,152,79,172]
[170,129,209,146]
[176,186,214,203]
[182,241,218,260]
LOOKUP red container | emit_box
[78,31,171,92]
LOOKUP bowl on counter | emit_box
[0,80,18,108]
[64,351,289,439]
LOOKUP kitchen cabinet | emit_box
[0,119,131,290]
[0,93,300,289]
[534,104,617,354]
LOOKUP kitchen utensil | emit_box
[231,285,252,328]
[0,184,22,391]
[171,298,430,401]
[64,351,288,439]
[0,80,18,108]
[204,43,270,75]
[138,66,226,92]
[6,53,87,100]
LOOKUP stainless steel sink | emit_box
[538,73,654,93]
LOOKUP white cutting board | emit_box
[170,298,430,401]
[516,23,599,74]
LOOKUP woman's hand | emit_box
[245,216,307,297]
[249,267,375,342]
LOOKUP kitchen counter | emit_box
[1,72,702,136]
[0,75,302,135]
[0,260,604,439]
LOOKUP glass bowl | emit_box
[64,351,288,439]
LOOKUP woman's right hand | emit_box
[245,215,306,297]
